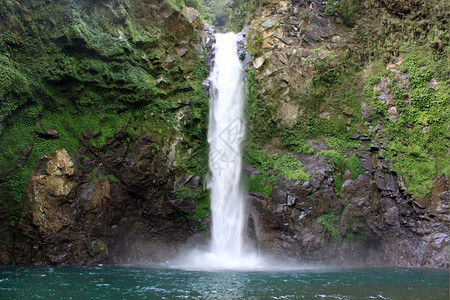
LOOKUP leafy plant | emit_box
[317,150,345,195]
[281,130,315,155]
[347,154,365,180]
[273,154,310,181]
[317,213,341,240]
[324,0,360,27]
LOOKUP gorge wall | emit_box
[242,0,448,268]
[0,0,448,268]
[0,0,213,265]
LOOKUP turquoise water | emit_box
[0,266,448,299]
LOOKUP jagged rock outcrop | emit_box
[246,0,350,123]
[247,154,448,268]
[15,138,197,265]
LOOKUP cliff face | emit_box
[0,0,212,265]
[243,0,449,268]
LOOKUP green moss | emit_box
[243,145,309,197]
[0,0,210,228]
[318,209,363,241]
[243,0,448,209]
[342,223,360,240]
[368,48,450,197]
[312,67,342,88]
[246,174,271,195]
[273,154,310,181]
[244,173,277,196]
[0,55,32,124]
[246,68,279,143]
[173,182,210,232]
[91,167,99,182]
[190,187,210,231]
[324,0,359,27]
[166,0,186,10]
[263,50,364,146]
[347,154,365,180]
[93,240,108,254]
[243,146,277,196]
[185,0,203,11]
[105,174,117,182]
[325,137,362,153]
[246,30,263,56]
[280,130,315,155]
[174,185,194,199]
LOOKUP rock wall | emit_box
[0,0,213,265]
[243,0,449,268]
[247,162,448,268]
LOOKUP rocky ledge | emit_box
[246,148,448,268]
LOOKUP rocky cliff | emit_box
[243,0,449,268]
[0,0,213,265]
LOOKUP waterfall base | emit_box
[167,247,321,272]
[169,249,265,271]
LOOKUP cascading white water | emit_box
[169,33,312,271]
[170,32,263,270]
[208,32,246,261]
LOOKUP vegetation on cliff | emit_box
[244,0,449,200]
[0,0,209,237]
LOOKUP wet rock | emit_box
[286,194,296,206]
[31,149,77,234]
[45,149,74,176]
[243,165,262,176]
[253,57,265,69]
[369,145,380,152]
[170,198,196,212]
[290,183,310,199]
[36,129,59,139]
[360,153,373,171]
[350,134,361,140]
[271,188,287,204]
[381,198,400,227]
[375,171,400,197]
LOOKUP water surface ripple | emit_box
[0,266,448,299]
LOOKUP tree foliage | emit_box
[203,0,231,32]
[228,0,262,32]
[201,0,261,32]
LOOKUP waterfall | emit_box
[170,32,263,270]
[169,33,308,271]
[208,32,246,259]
